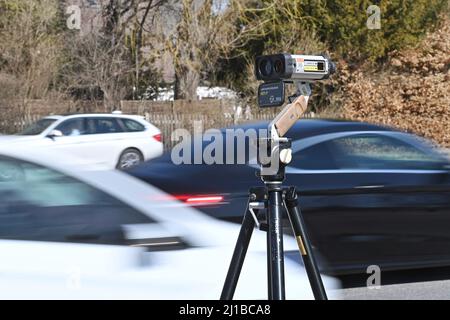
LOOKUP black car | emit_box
[128,119,450,274]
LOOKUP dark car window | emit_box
[86,118,123,134]
[291,142,338,169]
[327,134,444,170]
[19,118,57,135]
[122,119,145,132]
[0,156,155,244]
[55,118,86,136]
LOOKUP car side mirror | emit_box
[47,129,63,139]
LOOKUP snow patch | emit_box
[156,86,238,101]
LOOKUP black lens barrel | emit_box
[255,54,288,81]
[259,58,273,77]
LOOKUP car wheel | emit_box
[117,148,143,170]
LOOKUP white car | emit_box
[0,148,340,299]
[0,113,163,169]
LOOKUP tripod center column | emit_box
[267,184,286,300]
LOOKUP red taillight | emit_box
[175,195,224,205]
[186,196,223,204]
[153,133,162,142]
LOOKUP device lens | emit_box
[274,59,284,75]
[260,58,273,77]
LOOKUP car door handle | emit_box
[354,185,385,189]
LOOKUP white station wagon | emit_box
[0,113,163,169]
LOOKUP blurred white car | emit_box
[0,113,163,169]
[0,148,340,299]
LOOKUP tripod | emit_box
[220,124,328,300]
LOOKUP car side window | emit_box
[327,134,444,170]
[85,118,123,134]
[0,156,155,243]
[290,142,338,169]
[122,119,145,132]
[54,118,86,136]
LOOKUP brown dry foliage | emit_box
[338,16,450,147]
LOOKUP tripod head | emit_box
[258,81,311,181]
[254,53,335,179]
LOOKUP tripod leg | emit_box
[284,187,328,300]
[267,187,286,300]
[267,228,272,299]
[220,201,256,300]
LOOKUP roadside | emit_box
[335,280,450,300]
[331,265,450,300]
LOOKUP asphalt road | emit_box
[331,266,450,300]
[336,279,450,299]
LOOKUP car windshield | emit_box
[19,118,57,136]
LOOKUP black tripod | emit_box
[220,138,327,300]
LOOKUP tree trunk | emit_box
[174,68,199,101]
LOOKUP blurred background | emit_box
[0,0,449,150]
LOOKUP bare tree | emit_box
[63,30,132,110]
[0,0,64,98]
[128,0,168,94]
[161,0,271,100]
[62,0,171,106]
[0,0,65,132]
[62,0,136,110]
[161,0,234,100]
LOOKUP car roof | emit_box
[43,113,144,120]
[226,118,395,140]
[43,115,64,120]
